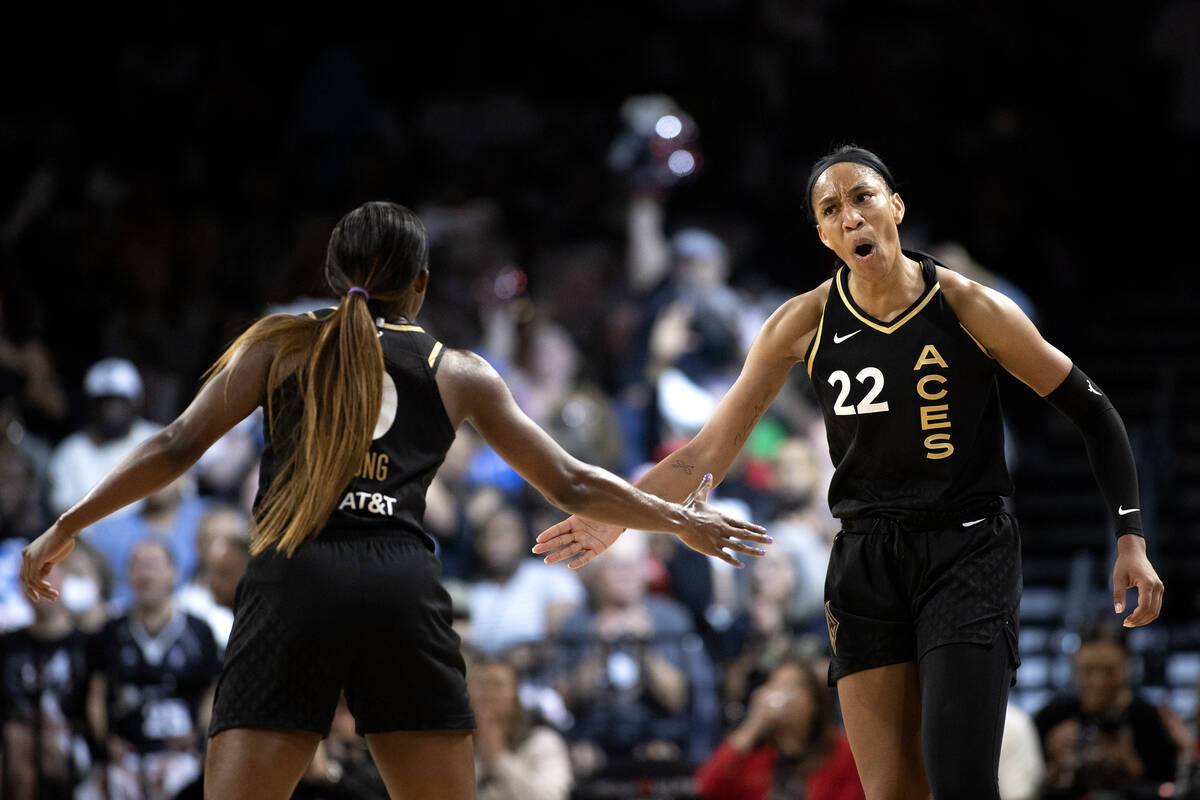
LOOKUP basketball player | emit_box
[20,201,770,800]
[534,146,1163,798]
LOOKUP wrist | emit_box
[52,515,81,540]
[1117,532,1146,553]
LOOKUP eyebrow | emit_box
[816,182,875,208]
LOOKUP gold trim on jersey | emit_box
[427,341,443,368]
[380,323,424,332]
[959,324,994,358]
[806,312,826,378]
[835,266,941,334]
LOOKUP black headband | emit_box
[805,148,897,221]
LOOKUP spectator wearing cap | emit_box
[45,358,162,519]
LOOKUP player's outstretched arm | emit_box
[534,286,825,567]
[22,340,273,603]
[940,267,1164,626]
[437,349,770,568]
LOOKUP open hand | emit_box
[20,522,77,603]
[533,474,770,569]
[533,515,624,569]
[675,474,771,568]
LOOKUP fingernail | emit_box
[704,473,712,481]
[765,536,773,543]
[758,549,766,555]
[1115,602,1123,613]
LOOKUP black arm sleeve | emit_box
[1044,365,1143,539]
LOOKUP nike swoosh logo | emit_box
[833,330,861,344]
[962,518,986,527]
[1087,380,1103,396]
[1118,506,1139,515]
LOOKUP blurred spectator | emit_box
[760,434,835,630]
[551,530,719,772]
[999,701,1046,800]
[0,289,68,435]
[292,695,390,800]
[59,540,112,635]
[0,429,48,544]
[694,653,863,800]
[720,548,814,722]
[80,474,210,611]
[84,538,219,800]
[1035,618,1184,799]
[175,504,250,652]
[45,358,162,519]
[423,428,483,580]
[461,488,584,664]
[0,563,92,800]
[0,369,54,514]
[617,186,749,463]
[470,658,573,800]
[193,411,263,506]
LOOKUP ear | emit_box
[891,192,905,226]
[816,224,834,252]
[413,267,430,294]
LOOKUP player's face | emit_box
[812,163,905,279]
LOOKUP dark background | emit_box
[2,2,1197,611]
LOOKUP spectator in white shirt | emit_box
[46,358,161,519]
[463,488,584,661]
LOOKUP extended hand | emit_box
[533,515,624,569]
[1112,534,1164,627]
[673,473,771,568]
[20,522,77,603]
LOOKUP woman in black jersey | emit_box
[19,201,770,800]
[535,146,1164,799]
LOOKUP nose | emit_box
[840,205,864,230]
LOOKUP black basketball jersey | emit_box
[254,310,456,549]
[803,254,1012,521]
[89,611,220,753]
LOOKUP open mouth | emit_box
[854,243,875,259]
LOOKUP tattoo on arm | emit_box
[733,391,773,448]
[671,460,695,475]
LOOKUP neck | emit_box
[30,610,73,639]
[846,254,923,319]
[134,601,173,634]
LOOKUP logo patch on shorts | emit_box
[825,601,839,656]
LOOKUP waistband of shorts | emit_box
[838,498,1005,534]
[307,525,434,549]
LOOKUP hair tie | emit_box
[347,286,369,301]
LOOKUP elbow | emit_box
[157,422,207,469]
[544,461,594,515]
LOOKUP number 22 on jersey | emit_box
[826,344,956,460]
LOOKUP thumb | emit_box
[1113,573,1127,614]
[683,473,713,508]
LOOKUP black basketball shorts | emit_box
[209,528,475,737]
[824,510,1022,686]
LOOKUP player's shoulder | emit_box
[936,265,1024,325]
[761,279,832,338]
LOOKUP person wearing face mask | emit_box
[46,359,162,520]
[0,562,92,800]
[58,541,111,634]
